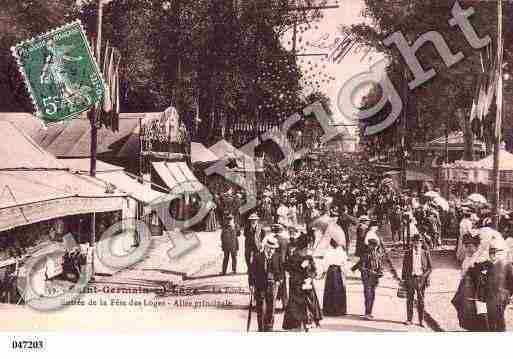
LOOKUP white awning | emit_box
[151,162,204,193]
[97,171,164,204]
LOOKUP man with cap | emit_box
[480,237,513,331]
[351,228,385,320]
[220,214,241,275]
[401,234,432,327]
[243,213,263,271]
[248,236,284,331]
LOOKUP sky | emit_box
[281,0,385,136]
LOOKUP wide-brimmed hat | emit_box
[489,238,507,252]
[358,215,371,222]
[263,236,280,249]
[248,213,260,220]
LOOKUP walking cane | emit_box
[246,290,253,332]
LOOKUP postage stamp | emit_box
[11,20,105,123]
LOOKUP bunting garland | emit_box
[90,36,121,131]
[470,41,502,140]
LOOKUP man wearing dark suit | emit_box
[484,239,513,331]
[220,214,240,275]
[243,213,263,270]
[248,236,284,332]
[401,234,432,327]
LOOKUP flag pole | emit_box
[88,0,106,279]
[492,0,503,229]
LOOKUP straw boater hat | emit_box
[489,237,507,252]
[271,224,284,233]
[248,213,260,220]
[358,215,371,223]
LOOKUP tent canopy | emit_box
[60,158,123,173]
[97,171,163,204]
[0,122,126,232]
[444,149,513,171]
[0,121,64,170]
[191,142,219,164]
[475,149,513,170]
[152,162,204,193]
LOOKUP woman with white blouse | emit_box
[322,239,348,316]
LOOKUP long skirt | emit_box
[283,280,322,330]
[322,265,347,316]
[205,209,218,232]
[451,274,489,331]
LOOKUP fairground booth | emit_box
[440,145,513,210]
[0,120,131,302]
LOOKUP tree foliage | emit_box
[344,0,513,156]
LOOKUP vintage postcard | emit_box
[3,2,513,351]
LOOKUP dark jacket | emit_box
[243,224,262,254]
[401,247,432,286]
[221,225,240,252]
[351,246,385,277]
[248,251,284,291]
[483,259,513,307]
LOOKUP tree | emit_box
[1,0,331,148]
[343,0,513,160]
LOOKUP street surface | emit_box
[3,220,512,331]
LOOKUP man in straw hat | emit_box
[243,212,263,271]
[248,235,284,332]
[401,234,432,327]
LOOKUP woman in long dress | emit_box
[205,204,218,232]
[451,233,489,331]
[283,236,322,331]
[322,239,348,316]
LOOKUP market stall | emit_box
[440,147,513,210]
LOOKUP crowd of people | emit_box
[212,153,513,332]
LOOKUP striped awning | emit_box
[151,162,204,193]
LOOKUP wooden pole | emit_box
[493,0,503,229]
[88,0,105,279]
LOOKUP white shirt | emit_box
[364,229,380,246]
[412,249,423,276]
[459,218,473,238]
[323,246,348,276]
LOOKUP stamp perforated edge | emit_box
[10,19,107,126]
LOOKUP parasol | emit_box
[467,193,488,204]
[432,196,449,211]
[424,191,439,198]
[310,214,337,233]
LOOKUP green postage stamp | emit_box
[11,20,105,123]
